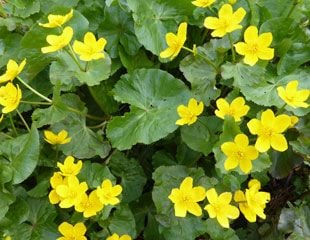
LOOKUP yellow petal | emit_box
[247,119,261,135]
[224,157,239,171]
[261,109,275,127]
[244,26,258,43]
[239,158,252,174]
[234,134,249,146]
[258,32,273,47]
[218,4,233,19]
[218,192,232,204]
[270,134,288,152]
[295,89,310,102]
[206,188,218,204]
[58,222,73,236]
[221,142,236,156]
[174,203,187,217]
[273,114,290,133]
[234,42,247,56]
[204,17,219,30]
[234,190,246,202]
[255,136,270,152]
[243,53,259,66]
[180,177,193,192]
[233,7,246,23]
[177,22,187,43]
[204,204,216,218]
[217,214,230,228]
[257,47,274,60]
[84,32,96,45]
[160,47,175,59]
[226,205,240,219]
[74,222,87,236]
[187,202,202,216]
[239,203,257,222]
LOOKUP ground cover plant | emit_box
[0,0,309,239]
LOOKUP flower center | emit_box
[261,127,273,138]
[248,43,259,54]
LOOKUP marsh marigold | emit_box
[57,156,82,176]
[176,98,204,125]
[44,129,71,145]
[73,32,107,61]
[0,59,26,83]
[0,82,22,113]
[192,0,215,8]
[204,188,239,228]
[75,190,104,218]
[234,179,270,222]
[234,26,274,66]
[49,172,66,204]
[215,97,249,122]
[168,177,206,217]
[41,26,73,53]
[57,222,87,240]
[204,4,246,37]
[247,109,290,152]
[106,233,132,240]
[221,134,259,174]
[39,9,73,28]
[160,22,187,60]
[96,179,122,206]
[277,80,309,108]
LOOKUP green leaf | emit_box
[78,161,115,188]
[7,0,40,18]
[107,204,137,238]
[257,0,293,18]
[0,162,13,185]
[5,197,29,225]
[98,4,141,58]
[270,147,303,179]
[109,151,147,203]
[126,0,185,55]
[0,190,15,220]
[11,126,40,184]
[107,68,190,150]
[205,218,239,240]
[180,46,220,106]
[181,116,222,156]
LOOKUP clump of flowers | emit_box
[247,109,291,152]
[73,32,107,61]
[277,80,309,108]
[44,130,71,145]
[234,26,274,66]
[204,188,240,228]
[0,59,26,83]
[234,179,270,222]
[168,177,206,217]
[221,134,259,174]
[176,98,204,125]
[160,22,187,60]
[204,4,246,37]
[215,97,250,122]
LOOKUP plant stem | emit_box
[228,33,236,63]
[65,45,85,72]
[276,103,287,115]
[17,77,52,103]
[55,145,59,161]
[9,113,18,136]
[182,46,218,72]
[87,121,107,129]
[288,0,298,18]
[66,106,106,121]
[21,100,52,105]
[16,109,30,132]
[84,61,89,72]
[0,132,14,139]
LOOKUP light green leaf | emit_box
[107,69,190,150]
[11,126,40,184]
[109,151,147,203]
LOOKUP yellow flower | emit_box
[277,80,309,108]
[96,179,122,206]
[289,116,299,128]
[41,26,73,53]
[176,98,204,126]
[160,22,187,60]
[168,177,206,217]
[49,172,66,204]
[204,4,246,37]
[75,190,104,218]
[57,156,82,176]
[56,175,88,208]
[192,0,215,8]
[215,97,249,122]
[73,32,107,61]
[4,236,12,240]
[106,233,132,240]
[228,0,237,4]
[221,134,259,174]
[234,179,270,222]
[39,9,73,28]
[0,59,26,83]
[0,82,22,113]
[44,129,71,145]
[204,188,239,228]
[247,109,291,152]
[57,222,87,240]
[234,26,274,66]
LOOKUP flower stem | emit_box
[16,109,30,132]
[84,62,89,72]
[228,33,236,63]
[182,46,218,72]
[21,100,52,105]
[66,106,106,121]
[65,45,85,72]
[288,0,298,18]
[276,103,287,115]
[17,77,52,103]
[9,113,18,136]
[55,145,59,162]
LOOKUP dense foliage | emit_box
[0,0,309,239]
